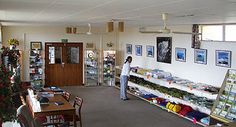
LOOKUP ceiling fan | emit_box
[76,23,92,35]
[139,13,201,35]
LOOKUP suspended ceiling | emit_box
[0,0,236,27]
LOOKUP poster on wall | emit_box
[215,50,231,68]
[126,44,132,54]
[194,49,207,64]
[175,48,186,62]
[157,37,172,63]
[146,45,154,57]
[135,45,142,56]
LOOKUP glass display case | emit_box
[29,50,43,88]
[85,50,99,86]
[103,50,116,86]
[211,69,236,123]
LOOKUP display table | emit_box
[26,94,77,127]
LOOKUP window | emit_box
[201,24,236,42]
[225,25,236,41]
[201,25,223,41]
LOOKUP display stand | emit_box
[103,50,115,86]
[114,66,220,126]
[210,69,236,124]
[29,50,43,89]
[84,50,99,86]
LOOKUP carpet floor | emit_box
[62,86,201,127]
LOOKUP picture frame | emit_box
[157,37,172,64]
[126,44,132,54]
[175,48,186,62]
[194,49,207,64]
[146,45,154,57]
[135,45,142,56]
[31,42,42,50]
[215,50,231,68]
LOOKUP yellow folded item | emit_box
[137,68,151,75]
[173,105,181,113]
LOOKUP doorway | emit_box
[45,43,83,86]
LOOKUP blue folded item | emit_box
[141,94,157,99]
[186,110,208,121]
[159,101,168,107]
[200,116,210,125]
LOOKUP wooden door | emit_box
[45,43,83,86]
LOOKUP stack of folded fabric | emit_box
[200,116,210,125]
[186,110,208,121]
[178,105,193,116]
[166,102,182,113]
[141,94,158,99]
[137,68,151,75]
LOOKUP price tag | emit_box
[146,75,150,79]
[192,118,197,124]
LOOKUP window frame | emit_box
[200,24,236,42]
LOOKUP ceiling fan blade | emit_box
[172,31,202,35]
[139,31,162,34]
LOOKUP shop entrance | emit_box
[45,43,83,86]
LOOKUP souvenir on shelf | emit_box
[103,50,115,86]
[211,69,236,123]
[29,49,43,88]
[85,50,99,86]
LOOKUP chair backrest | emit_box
[17,113,30,127]
[17,105,41,127]
[73,96,83,115]
[63,91,71,102]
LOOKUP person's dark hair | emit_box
[124,56,132,63]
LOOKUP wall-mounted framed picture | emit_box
[175,48,186,62]
[30,42,42,50]
[194,49,207,64]
[126,44,132,54]
[146,45,154,57]
[157,37,172,64]
[135,45,142,56]
[215,50,231,68]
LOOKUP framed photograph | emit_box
[135,45,142,56]
[126,44,132,54]
[157,37,172,63]
[194,49,207,64]
[146,45,154,57]
[215,50,231,68]
[175,48,186,62]
[31,42,42,50]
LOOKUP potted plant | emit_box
[7,39,19,50]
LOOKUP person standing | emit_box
[120,56,132,100]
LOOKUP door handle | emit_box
[62,62,65,68]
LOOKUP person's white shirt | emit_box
[121,62,130,76]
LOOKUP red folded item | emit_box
[178,105,193,116]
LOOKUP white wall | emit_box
[118,25,236,87]
[2,26,117,82]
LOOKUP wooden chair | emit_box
[17,105,68,127]
[62,91,71,102]
[62,96,83,127]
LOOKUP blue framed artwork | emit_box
[146,45,154,57]
[126,44,132,54]
[215,50,231,68]
[135,45,142,56]
[194,49,207,64]
[175,48,186,62]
